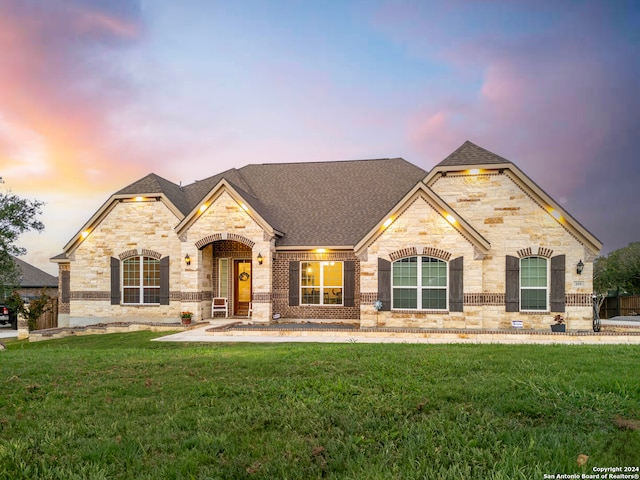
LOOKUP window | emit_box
[520,256,548,311]
[218,258,229,298]
[300,261,343,305]
[122,256,160,304]
[392,257,447,310]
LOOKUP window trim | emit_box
[519,256,549,312]
[121,255,161,305]
[391,256,448,311]
[299,261,344,306]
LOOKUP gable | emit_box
[428,166,601,256]
[426,141,602,255]
[355,182,490,257]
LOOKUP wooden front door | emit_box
[234,260,252,316]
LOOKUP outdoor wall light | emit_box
[577,259,584,275]
[185,254,191,266]
[257,253,264,265]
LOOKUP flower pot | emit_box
[550,324,566,332]
[181,317,192,326]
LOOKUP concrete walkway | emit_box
[153,320,640,345]
[0,325,18,339]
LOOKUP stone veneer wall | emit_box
[360,193,479,328]
[273,251,360,321]
[428,170,595,331]
[357,171,597,331]
[67,199,183,326]
[181,191,274,323]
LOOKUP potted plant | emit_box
[181,311,193,326]
[551,314,566,332]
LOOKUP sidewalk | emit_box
[153,321,640,345]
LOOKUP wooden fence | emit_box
[599,294,640,319]
[34,297,58,330]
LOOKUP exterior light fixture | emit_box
[185,254,191,266]
[81,231,89,239]
[257,253,263,265]
[469,169,480,175]
[576,259,584,275]
[383,218,393,228]
[199,204,207,213]
[446,214,456,224]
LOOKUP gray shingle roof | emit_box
[13,256,58,287]
[436,140,512,167]
[114,158,428,247]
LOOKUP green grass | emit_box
[1,333,639,479]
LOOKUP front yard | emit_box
[1,332,638,479]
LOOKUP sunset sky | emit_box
[1,0,638,276]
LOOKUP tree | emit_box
[7,290,50,331]
[0,191,45,297]
[594,242,640,297]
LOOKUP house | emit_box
[51,141,602,330]
[12,256,59,299]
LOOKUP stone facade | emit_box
[54,149,600,331]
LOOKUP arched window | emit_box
[520,256,548,311]
[122,256,161,304]
[392,256,447,310]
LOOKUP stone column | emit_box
[17,313,29,340]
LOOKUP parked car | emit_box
[0,304,17,329]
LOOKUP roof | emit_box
[13,257,58,288]
[112,158,429,247]
[56,140,602,255]
[436,140,512,167]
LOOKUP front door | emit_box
[234,260,252,316]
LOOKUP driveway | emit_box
[0,325,18,339]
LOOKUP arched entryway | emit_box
[196,234,255,317]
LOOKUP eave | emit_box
[426,164,603,255]
[62,193,185,255]
[354,182,491,257]
[174,179,283,238]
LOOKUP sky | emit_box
[1,0,639,276]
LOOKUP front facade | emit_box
[52,141,602,330]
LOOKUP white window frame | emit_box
[520,256,549,312]
[122,256,160,305]
[392,256,448,311]
[300,261,344,306]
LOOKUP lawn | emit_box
[1,332,638,479]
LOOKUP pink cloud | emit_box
[0,0,144,194]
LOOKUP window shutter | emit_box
[160,256,170,305]
[288,261,299,306]
[343,261,355,307]
[378,257,391,311]
[550,254,566,312]
[505,255,519,312]
[110,257,120,305]
[449,256,464,312]
[61,270,70,304]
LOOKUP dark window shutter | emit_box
[110,257,120,305]
[449,256,464,312]
[378,257,391,311]
[343,261,355,307]
[505,255,519,312]
[550,254,566,312]
[160,256,170,305]
[289,261,299,307]
[61,270,70,303]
